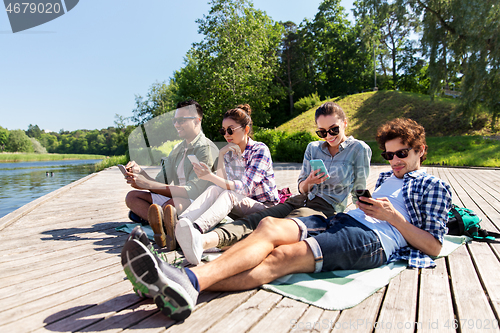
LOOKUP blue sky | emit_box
[1,0,354,132]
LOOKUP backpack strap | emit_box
[450,205,466,236]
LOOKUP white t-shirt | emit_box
[346,173,420,258]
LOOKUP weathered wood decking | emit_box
[1,164,500,333]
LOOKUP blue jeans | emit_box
[292,213,387,273]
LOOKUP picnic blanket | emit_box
[261,235,468,310]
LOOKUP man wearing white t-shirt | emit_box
[120,118,452,321]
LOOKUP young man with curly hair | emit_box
[121,118,452,321]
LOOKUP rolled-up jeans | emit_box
[292,213,387,273]
[179,185,274,233]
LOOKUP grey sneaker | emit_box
[121,238,199,321]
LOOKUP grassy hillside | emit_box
[277,90,498,141]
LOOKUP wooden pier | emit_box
[1,164,500,332]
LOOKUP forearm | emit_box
[298,179,313,195]
[139,169,155,181]
[206,173,235,191]
[390,214,442,257]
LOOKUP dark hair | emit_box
[315,102,346,122]
[176,99,203,118]
[376,118,428,163]
[223,104,253,137]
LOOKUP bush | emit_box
[6,129,33,152]
[255,128,316,162]
[294,92,322,113]
[30,137,47,154]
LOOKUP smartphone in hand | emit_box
[187,155,201,166]
[309,159,330,179]
[355,189,373,205]
[118,164,128,176]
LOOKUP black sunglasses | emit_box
[316,126,340,138]
[381,147,413,160]
[172,116,198,125]
[219,125,242,136]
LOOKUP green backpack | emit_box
[446,204,499,241]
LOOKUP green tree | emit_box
[6,129,33,152]
[29,137,47,153]
[303,0,372,97]
[26,124,42,139]
[192,0,284,136]
[131,81,178,125]
[401,0,500,125]
[0,126,9,151]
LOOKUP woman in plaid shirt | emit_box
[173,104,279,264]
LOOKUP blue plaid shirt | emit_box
[376,170,452,268]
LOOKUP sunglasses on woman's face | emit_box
[381,147,413,160]
[219,125,242,136]
[315,126,340,138]
[172,116,198,125]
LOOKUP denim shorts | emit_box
[292,213,387,273]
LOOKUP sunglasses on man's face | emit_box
[219,125,242,136]
[381,147,413,160]
[315,126,340,138]
[172,117,198,125]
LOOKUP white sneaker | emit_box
[175,218,204,265]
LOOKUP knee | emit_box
[254,216,282,237]
[125,190,147,208]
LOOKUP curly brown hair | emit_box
[376,118,428,163]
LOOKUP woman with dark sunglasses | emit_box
[176,102,372,265]
[169,104,279,264]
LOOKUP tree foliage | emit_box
[191,0,284,136]
[401,0,500,125]
[6,129,33,153]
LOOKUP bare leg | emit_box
[125,190,152,220]
[190,217,302,291]
[206,241,315,291]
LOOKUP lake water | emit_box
[0,159,102,219]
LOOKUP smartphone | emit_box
[118,164,128,176]
[355,189,373,205]
[187,155,201,166]
[309,159,330,179]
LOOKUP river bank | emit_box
[0,152,105,162]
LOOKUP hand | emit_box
[125,160,141,174]
[126,173,151,190]
[220,143,242,156]
[307,168,329,185]
[192,162,212,181]
[358,197,402,224]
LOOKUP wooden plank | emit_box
[246,297,309,333]
[417,257,455,333]
[204,289,283,333]
[447,245,500,333]
[0,280,132,333]
[165,290,257,333]
[289,306,326,333]
[0,267,125,325]
[325,287,385,333]
[374,268,418,333]
[468,242,500,322]
[121,291,222,333]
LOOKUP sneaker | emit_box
[148,204,168,248]
[129,210,148,226]
[175,218,204,265]
[121,238,199,321]
[127,225,154,298]
[163,205,178,251]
